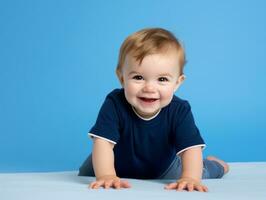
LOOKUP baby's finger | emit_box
[113,179,121,189]
[89,181,97,189]
[120,180,131,188]
[104,180,113,189]
[92,181,104,189]
[194,184,204,192]
[164,182,178,190]
[177,182,186,191]
[202,185,209,192]
[187,183,194,192]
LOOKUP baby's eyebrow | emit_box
[158,73,173,78]
[128,71,140,76]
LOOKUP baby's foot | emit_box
[206,156,229,174]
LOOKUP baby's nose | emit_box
[142,83,156,93]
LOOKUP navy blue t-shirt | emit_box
[89,88,205,179]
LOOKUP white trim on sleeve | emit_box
[176,144,206,156]
[88,133,117,145]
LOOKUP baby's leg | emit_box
[157,156,182,179]
[158,156,228,179]
[78,154,95,176]
[206,156,229,174]
[202,156,229,179]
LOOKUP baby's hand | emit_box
[89,175,131,189]
[164,177,208,192]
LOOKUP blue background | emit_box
[0,0,266,172]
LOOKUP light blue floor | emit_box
[1,162,266,200]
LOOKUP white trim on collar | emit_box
[131,106,161,121]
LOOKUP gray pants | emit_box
[78,154,225,179]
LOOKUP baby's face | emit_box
[120,49,185,119]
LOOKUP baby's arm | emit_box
[89,138,131,189]
[165,147,208,192]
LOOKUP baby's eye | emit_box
[132,75,143,80]
[158,77,169,82]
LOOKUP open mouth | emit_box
[139,97,159,103]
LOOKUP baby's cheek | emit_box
[124,84,138,103]
[160,89,175,104]
[162,86,174,94]
[125,84,137,96]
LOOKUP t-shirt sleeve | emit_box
[88,97,120,144]
[172,101,206,155]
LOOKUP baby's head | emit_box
[116,28,187,119]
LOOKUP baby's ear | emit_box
[174,74,186,91]
[178,74,186,83]
[116,71,124,86]
[119,76,124,86]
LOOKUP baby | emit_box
[79,28,229,192]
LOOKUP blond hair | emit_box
[116,28,186,80]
